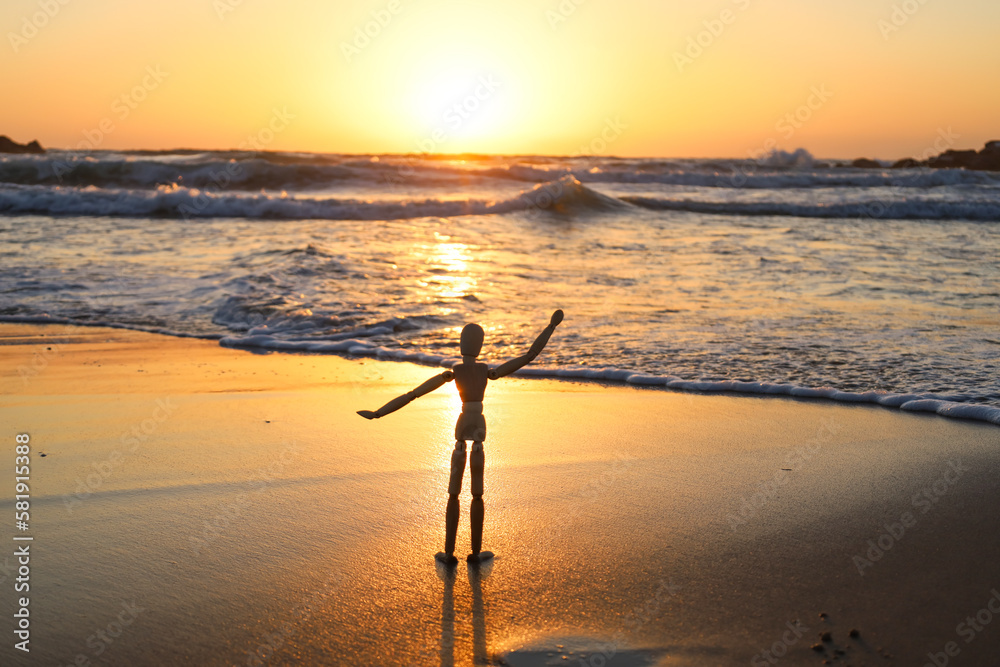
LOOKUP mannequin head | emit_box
[460,323,485,358]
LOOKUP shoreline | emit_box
[5,317,998,429]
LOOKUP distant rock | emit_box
[928,149,979,169]
[851,158,882,169]
[0,135,45,154]
[880,141,1000,171]
[924,141,1000,171]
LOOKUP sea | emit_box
[2,149,998,424]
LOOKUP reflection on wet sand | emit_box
[437,559,493,666]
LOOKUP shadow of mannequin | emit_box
[435,558,494,666]
[436,561,456,667]
[469,560,492,665]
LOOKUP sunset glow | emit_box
[2,0,999,157]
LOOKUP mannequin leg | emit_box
[469,441,485,559]
[440,441,466,564]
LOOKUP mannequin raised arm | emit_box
[489,309,563,380]
[357,370,454,419]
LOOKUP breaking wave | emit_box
[3,151,999,191]
[0,177,628,220]
[3,178,998,222]
[622,196,1000,222]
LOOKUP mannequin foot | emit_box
[435,551,458,566]
[466,551,494,564]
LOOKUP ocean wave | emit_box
[623,196,1000,222]
[5,177,996,222]
[2,309,996,427]
[0,154,382,190]
[4,152,999,191]
[756,148,816,169]
[0,177,627,221]
[213,331,1000,427]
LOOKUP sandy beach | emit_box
[2,322,999,666]
[5,0,1000,664]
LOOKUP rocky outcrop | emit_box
[850,158,882,169]
[888,140,1000,171]
[0,136,45,154]
[926,142,1000,171]
[927,149,979,169]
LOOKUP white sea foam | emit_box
[757,148,816,169]
[0,176,626,221]
[621,196,1000,222]
[3,178,998,222]
[213,331,1000,426]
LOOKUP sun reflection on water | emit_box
[415,237,480,310]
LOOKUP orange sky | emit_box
[1,0,998,158]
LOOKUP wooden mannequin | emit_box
[358,310,564,564]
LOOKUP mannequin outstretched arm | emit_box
[357,371,454,419]
[490,309,563,380]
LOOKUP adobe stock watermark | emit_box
[382,76,501,186]
[177,107,294,219]
[415,75,501,153]
[237,107,295,152]
[751,619,811,666]
[576,116,628,157]
[62,397,179,512]
[545,0,587,30]
[214,0,250,21]
[8,0,72,53]
[49,65,169,181]
[189,441,302,556]
[84,65,170,148]
[851,459,969,576]
[17,338,69,388]
[244,571,342,666]
[0,554,21,587]
[727,417,839,530]
[856,127,959,222]
[518,116,627,213]
[674,0,753,73]
[878,0,933,40]
[732,85,834,187]
[576,578,683,667]
[57,600,146,667]
[15,269,131,387]
[340,0,403,63]
[922,588,1000,667]
[532,450,636,552]
[774,85,834,141]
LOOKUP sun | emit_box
[401,48,519,151]
[324,2,570,154]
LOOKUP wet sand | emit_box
[1,323,999,666]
